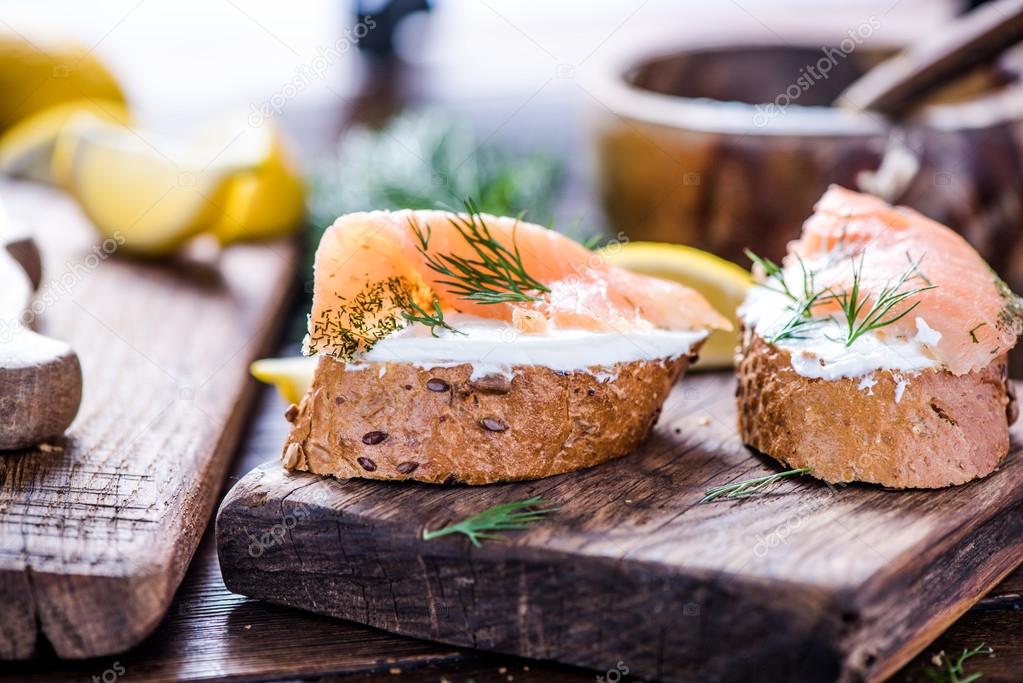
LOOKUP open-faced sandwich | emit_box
[737,185,1023,489]
[282,205,730,484]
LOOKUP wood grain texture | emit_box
[0,389,584,683]
[994,566,1023,594]
[218,372,1023,683]
[0,234,82,450]
[0,180,297,659]
[3,387,1021,683]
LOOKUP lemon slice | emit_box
[0,99,130,183]
[55,116,273,255]
[601,241,751,369]
[251,356,316,405]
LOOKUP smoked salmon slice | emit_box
[305,209,730,360]
[789,185,1023,376]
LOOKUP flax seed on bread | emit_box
[282,350,697,485]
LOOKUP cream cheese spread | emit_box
[347,314,706,379]
[739,263,941,388]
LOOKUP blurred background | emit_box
[0,0,973,249]
[0,0,958,133]
[7,3,1023,681]
[14,0,1023,366]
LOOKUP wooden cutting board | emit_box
[217,372,1023,683]
[0,180,297,659]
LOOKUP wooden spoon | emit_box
[836,0,1023,116]
[0,232,82,450]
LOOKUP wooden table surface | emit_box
[4,375,1022,683]
[3,5,1021,679]
[216,370,1023,683]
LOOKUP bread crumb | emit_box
[698,416,710,426]
[498,667,507,674]
[283,442,303,468]
[244,624,251,630]
[389,667,401,674]
[38,442,63,453]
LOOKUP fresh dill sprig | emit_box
[746,249,829,343]
[700,468,812,503]
[829,252,936,347]
[768,302,820,343]
[411,198,551,304]
[422,496,558,547]
[745,248,797,301]
[580,233,605,251]
[295,110,561,344]
[399,297,462,337]
[768,288,832,343]
[925,644,993,683]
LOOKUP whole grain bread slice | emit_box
[736,330,1018,489]
[282,351,696,485]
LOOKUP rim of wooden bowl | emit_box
[586,39,1023,138]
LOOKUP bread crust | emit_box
[282,353,693,485]
[736,330,1016,489]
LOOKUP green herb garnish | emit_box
[829,252,935,347]
[701,468,812,503]
[308,110,560,257]
[925,644,993,683]
[422,496,558,547]
[768,292,829,344]
[580,233,605,251]
[746,249,828,343]
[745,248,797,301]
[294,111,561,343]
[411,198,551,305]
[399,297,462,337]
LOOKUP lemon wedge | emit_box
[54,116,279,255]
[601,241,751,369]
[0,99,131,183]
[0,32,125,132]
[251,356,316,405]
[208,128,305,243]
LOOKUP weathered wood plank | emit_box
[217,372,1023,683]
[0,180,298,659]
[992,565,1023,594]
[0,391,568,683]
[5,387,1022,682]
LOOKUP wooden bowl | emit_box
[591,41,1023,291]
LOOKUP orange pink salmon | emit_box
[305,209,730,360]
[788,185,1023,376]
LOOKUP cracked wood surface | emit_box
[216,372,1023,682]
[5,386,1022,682]
[0,180,298,659]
